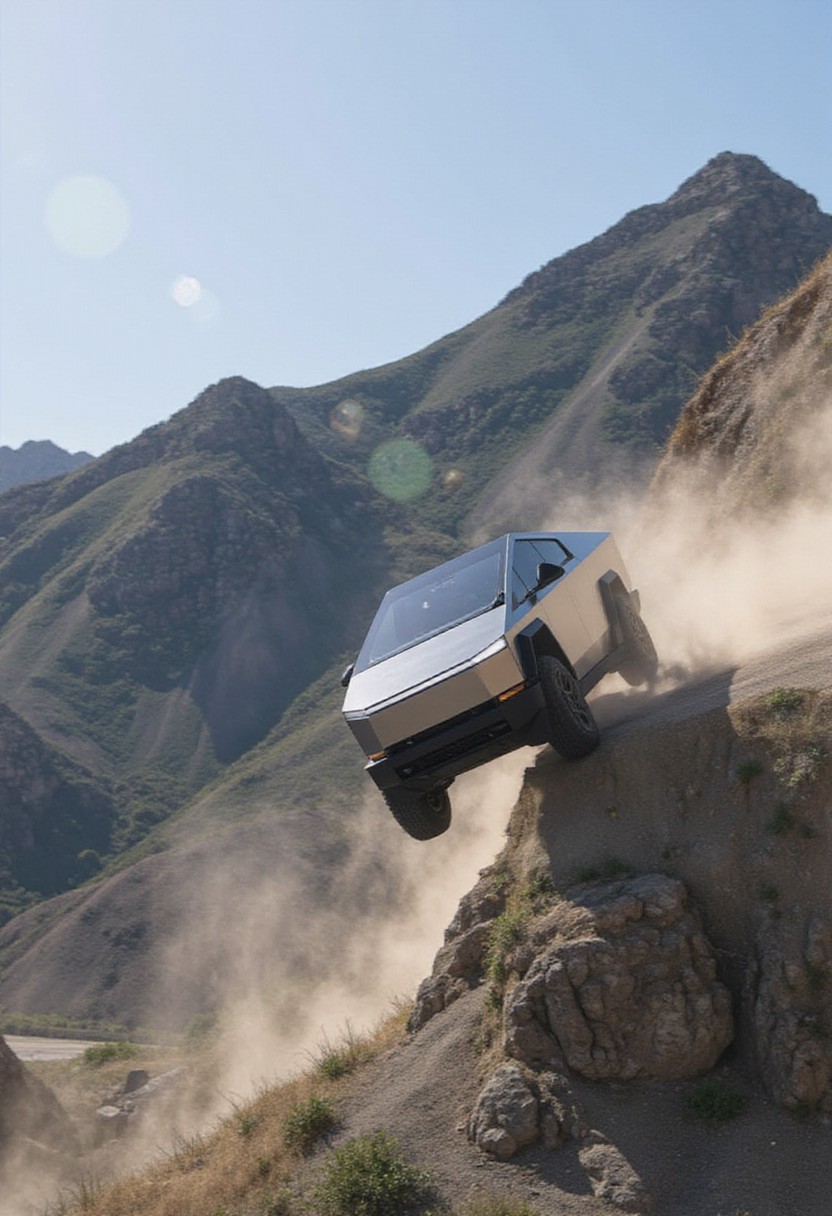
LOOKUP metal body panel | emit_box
[343,606,506,717]
[346,635,521,753]
[365,681,547,792]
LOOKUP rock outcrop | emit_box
[467,1062,581,1162]
[417,870,732,1169]
[503,874,733,1081]
[0,1033,79,1157]
[412,688,832,1165]
[0,701,116,909]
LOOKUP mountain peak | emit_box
[0,438,93,492]
[669,151,818,209]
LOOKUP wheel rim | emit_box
[553,664,595,732]
[625,603,656,659]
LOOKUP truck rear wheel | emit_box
[383,785,452,840]
[539,654,600,759]
[616,596,658,686]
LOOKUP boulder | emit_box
[467,1063,539,1161]
[504,874,734,1081]
[750,923,832,1112]
[468,1064,583,1160]
[579,1137,654,1212]
[0,1033,79,1155]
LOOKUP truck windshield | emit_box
[356,539,505,669]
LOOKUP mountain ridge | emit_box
[0,440,93,494]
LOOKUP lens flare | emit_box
[44,174,131,258]
[171,274,203,307]
[331,399,364,439]
[170,276,221,327]
[368,438,433,502]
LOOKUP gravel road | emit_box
[5,1035,94,1061]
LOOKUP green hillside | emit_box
[272,152,832,535]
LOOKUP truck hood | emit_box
[343,606,508,717]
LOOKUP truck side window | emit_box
[511,541,541,608]
[511,538,572,609]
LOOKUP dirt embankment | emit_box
[330,686,832,1215]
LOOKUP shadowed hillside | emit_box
[0,441,93,493]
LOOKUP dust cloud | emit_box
[541,397,832,691]
[195,749,530,1104]
[2,756,531,1213]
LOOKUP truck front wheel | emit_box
[383,785,452,840]
[539,654,600,759]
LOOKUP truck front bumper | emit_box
[363,681,547,793]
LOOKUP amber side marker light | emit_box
[368,749,388,762]
[497,681,527,702]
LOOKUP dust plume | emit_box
[633,393,832,681]
[535,387,832,690]
[185,754,530,1095]
[97,748,533,1151]
[0,755,530,1213]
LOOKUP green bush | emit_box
[767,687,804,718]
[685,1078,746,1122]
[283,1095,338,1155]
[736,759,763,785]
[82,1040,140,1067]
[767,805,795,836]
[484,910,527,989]
[314,1131,430,1216]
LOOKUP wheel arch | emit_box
[515,618,574,680]
[597,569,637,649]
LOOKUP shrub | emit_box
[736,759,763,785]
[767,687,804,718]
[82,1040,140,1067]
[520,871,557,906]
[767,805,795,836]
[313,1025,366,1079]
[318,1050,352,1080]
[314,1131,430,1216]
[283,1095,338,1155]
[484,910,527,989]
[685,1078,746,1122]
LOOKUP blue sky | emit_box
[1,0,830,455]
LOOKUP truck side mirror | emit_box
[340,663,355,688]
[536,562,565,589]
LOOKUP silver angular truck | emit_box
[341,531,656,839]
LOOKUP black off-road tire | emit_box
[539,654,600,759]
[616,596,658,687]
[383,785,452,840]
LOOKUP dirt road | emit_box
[5,1035,94,1061]
[593,607,832,739]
